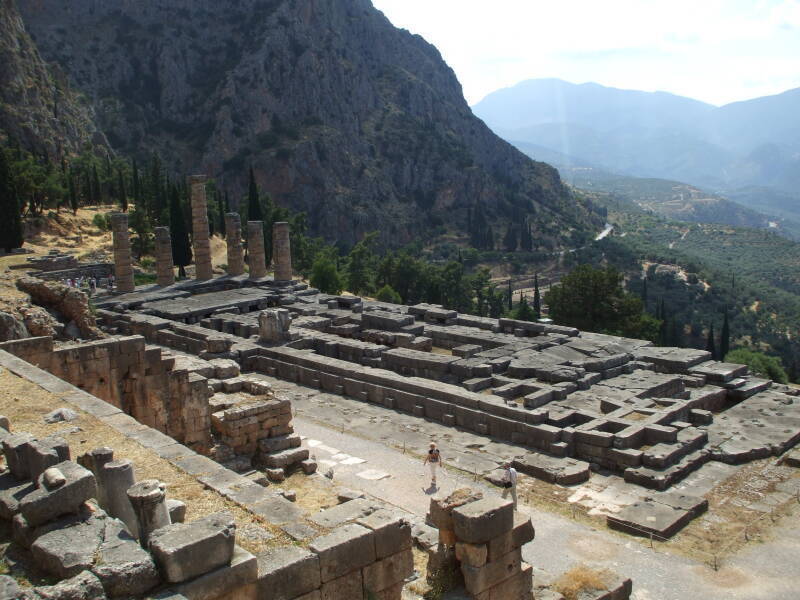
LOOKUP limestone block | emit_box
[362,549,413,594]
[455,541,488,567]
[311,498,379,529]
[428,488,483,530]
[257,434,301,454]
[320,569,363,600]
[3,432,35,479]
[452,497,514,544]
[30,570,106,600]
[210,358,240,380]
[356,509,412,559]
[486,513,535,561]
[461,548,522,595]
[31,510,106,579]
[262,447,309,469]
[92,518,161,597]
[272,221,292,282]
[148,512,236,583]
[20,460,97,527]
[310,523,376,582]
[473,561,533,600]
[167,499,187,524]
[0,575,20,599]
[0,471,34,519]
[256,545,321,600]
[174,545,257,600]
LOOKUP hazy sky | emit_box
[371,0,800,107]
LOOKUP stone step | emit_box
[727,378,772,402]
[624,449,710,491]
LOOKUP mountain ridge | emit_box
[16,1,603,248]
[472,78,800,199]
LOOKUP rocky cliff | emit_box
[0,1,100,157]
[18,0,603,246]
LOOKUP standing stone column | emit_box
[100,459,139,538]
[225,213,245,276]
[188,175,213,280]
[110,213,135,293]
[127,479,171,546]
[272,221,292,282]
[247,221,267,279]
[154,226,175,287]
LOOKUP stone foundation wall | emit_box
[0,335,211,453]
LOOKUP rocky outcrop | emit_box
[0,310,27,341]
[16,277,104,339]
[0,1,101,157]
[19,0,604,248]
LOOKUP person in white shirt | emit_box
[502,462,518,509]
[423,442,442,488]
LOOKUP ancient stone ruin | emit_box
[1,175,798,599]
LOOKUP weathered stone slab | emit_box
[174,545,257,600]
[513,453,590,485]
[257,545,321,599]
[356,509,412,559]
[148,512,236,583]
[20,460,96,527]
[486,513,535,561]
[93,518,160,597]
[462,548,522,594]
[311,498,380,529]
[309,523,376,582]
[452,497,514,544]
[362,549,413,594]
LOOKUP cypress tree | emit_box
[507,279,513,311]
[641,277,648,311]
[168,184,192,278]
[503,223,518,252]
[68,169,78,215]
[706,323,717,360]
[720,308,730,360]
[132,159,142,209]
[117,167,128,212]
[0,150,24,253]
[217,190,228,237]
[533,273,541,320]
[91,164,101,205]
[247,166,262,222]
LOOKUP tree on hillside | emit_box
[310,250,343,294]
[513,294,536,322]
[168,184,192,278]
[725,348,788,383]
[0,151,24,253]
[68,169,78,215]
[533,273,541,320]
[375,284,402,304]
[544,264,660,341]
[720,308,730,360]
[520,220,533,252]
[706,323,717,360]
[503,223,518,252]
[346,232,378,295]
[117,167,128,212]
[247,166,262,222]
[507,279,513,311]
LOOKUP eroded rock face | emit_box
[16,277,104,339]
[0,310,28,341]
[19,0,604,249]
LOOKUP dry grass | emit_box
[0,367,292,557]
[282,471,339,515]
[552,564,611,600]
[406,547,433,596]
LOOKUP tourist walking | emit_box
[423,442,442,488]
[501,462,518,509]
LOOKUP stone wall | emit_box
[0,335,211,453]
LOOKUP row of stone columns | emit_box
[109,176,293,290]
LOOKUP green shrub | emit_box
[92,213,111,231]
[725,349,789,383]
[375,284,402,304]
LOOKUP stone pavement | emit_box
[292,410,800,600]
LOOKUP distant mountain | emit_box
[473,78,800,200]
[15,1,603,249]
